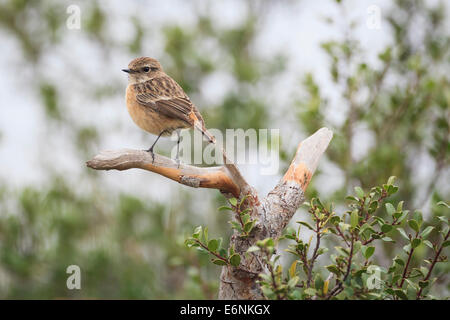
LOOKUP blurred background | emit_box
[0,0,448,299]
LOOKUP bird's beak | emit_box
[122,68,133,74]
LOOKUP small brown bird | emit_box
[122,57,215,162]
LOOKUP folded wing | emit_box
[135,76,205,128]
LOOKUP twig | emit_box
[416,229,450,299]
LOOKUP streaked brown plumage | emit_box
[123,57,215,160]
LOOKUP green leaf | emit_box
[239,195,249,206]
[287,276,299,288]
[381,224,393,233]
[397,201,404,212]
[350,210,359,229]
[219,248,228,258]
[423,240,433,249]
[436,201,450,209]
[229,254,241,267]
[368,201,378,213]
[408,220,420,233]
[405,279,419,291]
[207,239,219,252]
[314,274,324,291]
[304,288,317,296]
[246,245,260,253]
[241,214,250,225]
[411,238,422,248]
[397,228,409,240]
[413,211,423,226]
[261,286,275,299]
[394,256,405,266]
[420,226,434,239]
[353,241,362,254]
[313,198,325,209]
[418,280,429,288]
[362,246,375,259]
[192,226,202,239]
[297,221,314,231]
[354,186,364,198]
[212,259,227,266]
[218,206,233,211]
[373,216,386,226]
[387,176,396,185]
[335,246,349,257]
[387,185,398,195]
[228,244,235,256]
[326,265,341,276]
[359,223,376,236]
[385,288,395,295]
[184,238,197,248]
[338,222,350,231]
[394,290,408,300]
[243,220,255,233]
[397,210,409,223]
[385,203,395,216]
[229,198,238,206]
[330,216,341,225]
[442,240,450,248]
[258,238,275,248]
[229,221,242,232]
[392,274,401,284]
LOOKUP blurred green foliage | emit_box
[0,0,448,299]
[297,0,449,205]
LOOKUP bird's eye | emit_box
[142,67,150,72]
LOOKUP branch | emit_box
[263,127,334,237]
[416,229,450,299]
[87,127,333,300]
[219,127,333,299]
[86,149,240,197]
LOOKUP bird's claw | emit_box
[145,148,155,164]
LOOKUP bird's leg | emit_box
[175,129,182,168]
[146,130,167,164]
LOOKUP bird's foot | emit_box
[145,147,155,164]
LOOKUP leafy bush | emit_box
[186,177,449,299]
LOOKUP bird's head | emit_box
[122,57,164,84]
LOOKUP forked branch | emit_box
[87,127,333,300]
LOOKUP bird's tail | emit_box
[193,120,216,145]
[193,119,246,188]
[193,120,239,167]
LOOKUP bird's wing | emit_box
[135,75,203,127]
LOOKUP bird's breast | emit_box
[125,85,186,136]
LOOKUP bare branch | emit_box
[86,149,240,197]
[87,127,333,300]
[263,127,333,238]
[219,127,333,300]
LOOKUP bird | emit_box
[122,57,215,164]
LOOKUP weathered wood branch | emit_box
[86,149,241,196]
[87,127,333,300]
[218,127,333,299]
[264,127,334,238]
